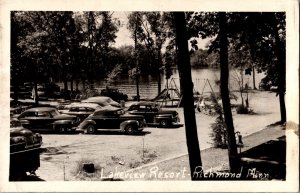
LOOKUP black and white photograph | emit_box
[0,0,299,192]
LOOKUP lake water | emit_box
[64,68,265,100]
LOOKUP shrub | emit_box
[209,94,228,148]
[236,104,250,114]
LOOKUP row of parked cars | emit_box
[11,82,129,102]
[9,86,180,180]
[12,96,181,135]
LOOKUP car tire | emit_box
[125,125,135,135]
[85,124,96,134]
[159,119,168,127]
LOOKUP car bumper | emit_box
[136,127,144,131]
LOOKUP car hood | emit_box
[10,127,33,137]
[158,110,178,115]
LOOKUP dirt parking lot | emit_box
[36,92,279,181]
[34,91,280,181]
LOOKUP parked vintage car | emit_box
[31,83,61,100]
[100,86,128,102]
[10,127,43,180]
[127,101,181,127]
[81,96,121,108]
[31,85,47,100]
[17,107,80,133]
[76,106,145,134]
[58,102,102,122]
[10,85,32,99]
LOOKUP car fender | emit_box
[53,120,74,126]
[154,114,172,120]
[80,119,96,128]
[120,120,139,131]
[82,119,96,125]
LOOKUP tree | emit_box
[218,12,239,172]
[74,12,120,87]
[185,12,239,172]
[227,12,286,122]
[128,12,172,95]
[228,41,252,110]
[173,12,202,180]
[269,13,286,123]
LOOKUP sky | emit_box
[112,12,210,50]
[113,12,134,47]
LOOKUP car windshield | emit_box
[116,109,124,115]
[152,103,160,110]
[49,109,59,117]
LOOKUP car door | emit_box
[145,105,157,123]
[102,111,120,129]
[92,111,106,129]
[19,111,36,129]
[35,111,53,130]
[138,105,153,123]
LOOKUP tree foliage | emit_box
[127,12,176,93]
[186,12,286,122]
[11,11,120,93]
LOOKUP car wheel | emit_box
[85,124,95,134]
[159,119,168,127]
[125,125,135,135]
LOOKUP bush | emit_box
[209,94,228,148]
[236,104,250,114]
[210,115,228,148]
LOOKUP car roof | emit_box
[103,86,118,90]
[131,101,158,106]
[24,107,56,112]
[93,106,121,113]
[82,96,111,102]
[65,102,101,109]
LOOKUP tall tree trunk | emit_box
[157,51,162,94]
[136,60,140,101]
[70,79,73,92]
[33,66,39,106]
[252,68,257,90]
[271,14,286,123]
[173,12,202,180]
[134,15,140,101]
[64,80,68,92]
[219,12,239,172]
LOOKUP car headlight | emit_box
[33,133,42,144]
[10,136,26,144]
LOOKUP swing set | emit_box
[151,78,181,107]
[194,78,220,116]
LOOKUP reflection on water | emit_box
[65,68,265,100]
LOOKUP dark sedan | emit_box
[10,127,43,180]
[100,86,128,102]
[17,107,80,133]
[76,106,145,134]
[127,101,181,127]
